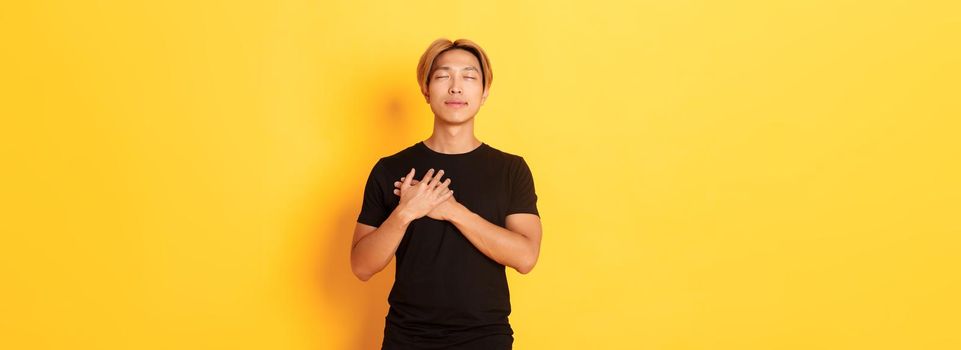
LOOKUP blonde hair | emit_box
[416,38,493,99]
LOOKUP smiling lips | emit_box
[444,100,468,109]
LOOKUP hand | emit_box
[395,168,453,222]
[394,174,459,221]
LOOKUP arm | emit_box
[447,203,543,274]
[350,208,415,281]
[351,168,452,281]
[392,175,543,274]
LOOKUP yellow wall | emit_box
[2,1,959,349]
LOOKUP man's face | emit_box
[426,49,489,124]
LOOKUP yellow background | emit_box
[2,1,959,349]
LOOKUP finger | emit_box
[400,177,420,186]
[420,168,435,185]
[428,169,445,189]
[393,189,399,196]
[431,183,452,203]
[434,178,451,193]
[402,168,415,187]
[439,189,454,200]
[427,178,449,201]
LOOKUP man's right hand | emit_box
[396,168,453,222]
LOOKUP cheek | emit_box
[428,84,446,98]
[468,87,485,101]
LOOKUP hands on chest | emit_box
[393,168,463,222]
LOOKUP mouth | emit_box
[444,101,468,109]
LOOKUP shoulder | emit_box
[484,143,525,163]
[383,143,419,161]
[362,144,419,184]
[484,144,533,176]
[373,143,421,168]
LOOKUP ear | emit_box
[480,87,490,106]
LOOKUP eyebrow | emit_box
[434,65,480,73]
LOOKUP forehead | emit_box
[432,49,481,71]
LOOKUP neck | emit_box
[425,119,481,154]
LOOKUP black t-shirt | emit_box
[357,141,539,349]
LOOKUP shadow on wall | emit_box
[312,68,423,349]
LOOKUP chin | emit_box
[432,109,477,125]
[437,115,475,125]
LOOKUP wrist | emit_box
[392,205,416,226]
[445,202,470,223]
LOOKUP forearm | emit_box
[351,207,413,281]
[447,204,538,273]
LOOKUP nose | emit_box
[448,79,462,94]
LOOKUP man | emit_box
[351,38,543,349]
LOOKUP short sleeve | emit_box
[506,156,539,216]
[357,160,389,227]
